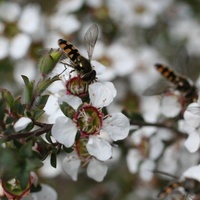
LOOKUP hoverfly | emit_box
[154,170,200,199]
[58,24,99,82]
[158,178,200,199]
[143,46,198,101]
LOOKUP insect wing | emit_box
[143,79,172,96]
[173,45,189,77]
[59,56,77,69]
[172,46,200,82]
[84,24,99,61]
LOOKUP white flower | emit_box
[49,14,80,35]
[62,153,81,181]
[0,2,21,23]
[183,165,200,182]
[52,81,130,161]
[52,117,77,148]
[62,152,108,182]
[22,184,57,200]
[14,117,32,132]
[0,36,9,59]
[10,33,31,59]
[126,127,165,181]
[13,59,37,85]
[18,4,41,34]
[39,156,62,179]
[86,158,108,182]
[182,102,200,152]
[160,95,182,118]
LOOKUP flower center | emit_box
[74,104,103,136]
[66,76,88,97]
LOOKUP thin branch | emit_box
[130,119,187,137]
[0,123,52,142]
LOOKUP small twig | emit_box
[130,120,187,137]
[0,123,53,142]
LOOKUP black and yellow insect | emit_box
[158,178,200,199]
[143,46,198,101]
[154,63,197,99]
[58,24,99,82]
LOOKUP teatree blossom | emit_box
[126,127,163,181]
[182,102,200,153]
[52,81,130,162]
[62,152,108,182]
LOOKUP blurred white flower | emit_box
[139,159,155,181]
[22,184,58,200]
[0,2,21,22]
[13,59,37,85]
[129,46,164,95]
[93,41,137,81]
[18,4,41,34]
[107,0,171,28]
[126,127,163,181]
[182,102,200,153]
[10,33,31,59]
[57,0,84,14]
[39,156,62,179]
[160,95,182,118]
[0,36,9,59]
[183,165,200,181]
[49,14,80,35]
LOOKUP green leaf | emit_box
[0,99,6,121]
[50,152,57,168]
[60,101,76,118]
[17,171,30,189]
[63,146,74,153]
[45,132,53,143]
[14,97,26,116]
[1,89,14,109]
[0,148,20,180]
[25,157,43,171]
[19,141,33,157]
[32,109,45,120]
[37,76,60,95]
[35,95,49,109]
[21,75,34,104]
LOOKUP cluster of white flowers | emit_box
[44,65,130,181]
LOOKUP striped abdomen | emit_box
[155,64,191,92]
[58,39,80,62]
[158,181,182,199]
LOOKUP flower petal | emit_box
[30,184,58,200]
[160,95,181,118]
[184,131,200,153]
[14,117,32,132]
[184,103,200,128]
[52,116,77,148]
[86,158,108,182]
[86,136,112,161]
[126,149,143,173]
[62,154,81,181]
[183,165,200,181]
[59,95,82,110]
[89,82,117,108]
[102,113,130,141]
[139,159,155,181]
